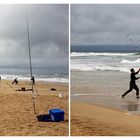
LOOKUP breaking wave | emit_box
[121,58,140,64]
[71,52,134,57]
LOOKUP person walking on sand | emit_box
[122,68,140,98]
[12,78,18,85]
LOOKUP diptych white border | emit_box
[0,0,139,140]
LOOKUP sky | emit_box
[0,4,68,69]
[71,4,140,46]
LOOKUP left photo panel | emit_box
[0,4,69,136]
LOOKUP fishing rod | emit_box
[26,14,36,114]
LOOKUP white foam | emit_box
[71,52,140,73]
[71,52,134,57]
[71,64,94,71]
[71,63,130,73]
[35,77,68,83]
[1,74,28,80]
[121,58,140,64]
[1,74,68,83]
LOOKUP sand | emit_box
[0,79,69,136]
[71,70,140,136]
[71,101,140,136]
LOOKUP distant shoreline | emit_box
[0,75,69,83]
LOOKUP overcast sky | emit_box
[0,4,68,68]
[71,4,140,46]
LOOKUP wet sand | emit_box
[71,101,140,136]
[0,79,68,136]
[71,70,140,135]
[71,70,140,113]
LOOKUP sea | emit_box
[71,45,140,114]
[0,66,68,83]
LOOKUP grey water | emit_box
[0,66,68,83]
[71,45,140,114]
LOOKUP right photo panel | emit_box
[71,4,140,136]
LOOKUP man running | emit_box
[122,68,140,98]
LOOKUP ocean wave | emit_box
[35,77,68,83]
[71,64,130,73]
[121,58,140,64]
[71,52,134,57]
[1,74,68,83]
[71,64,93,71]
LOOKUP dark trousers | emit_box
[123,82,139,97]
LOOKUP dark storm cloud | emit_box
[71,4,140,45]
[0,4,68,67]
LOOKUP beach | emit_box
[71,101,140,136]
[70,4,140,136]
[71,70,140,136]
[71,70,140,112]
[0,79,68,136]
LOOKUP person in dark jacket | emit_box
[122,68,140,98]
[31,76,35,85]
[12,78,18,85]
